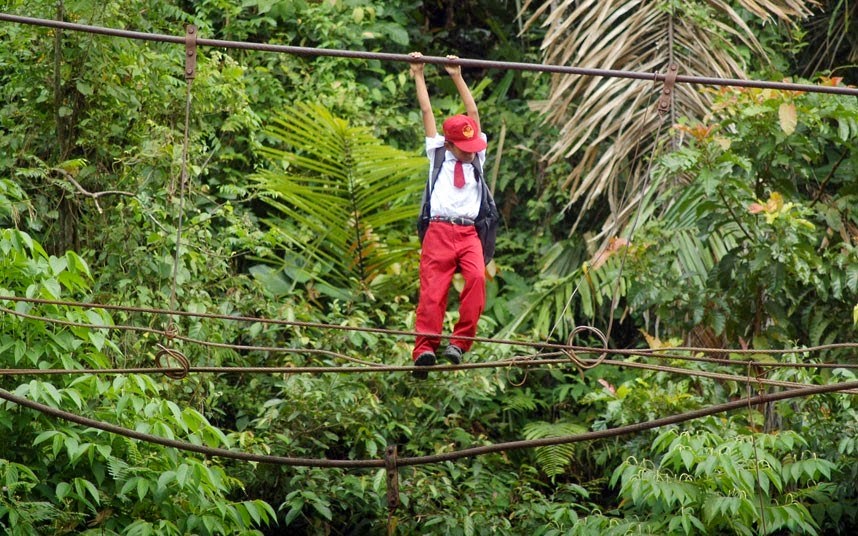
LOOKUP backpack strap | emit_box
[417,146,447,242]
[471,155,483,182]
[430,146,446,190]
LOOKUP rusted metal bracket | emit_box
[657,63,678,116]
[185,25,197,80]
[385,444,400,535]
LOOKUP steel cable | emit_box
[3,296,858,370]
[1,12,856,96]
[1,379,856,469]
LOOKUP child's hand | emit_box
[444,55,461,77]
[409,51,424,77]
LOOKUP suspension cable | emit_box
[1,12,856,97]
[4,297,858,370]
[4,355,858,397]
[1,379,855,469]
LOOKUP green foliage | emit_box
[585,426,835,535]
[0,227,274,534]
[253,103,426,301]
[2,0,858,534]
[0,460,64,535]
[0,179,29,226]
[497,81,858,349]
[624,86,858,350]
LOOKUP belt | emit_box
[430,216,475,226]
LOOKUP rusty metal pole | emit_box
[385,444,400,535]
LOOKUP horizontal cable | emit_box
[1,295,501,345]
[396,379,858,467]
[591,358,858,395]
[3,355,857,395]
[1,12,856,96]
[0,304,364,361]
[0,386,377,468]
[2,379,856,469]
[4,296,858,370]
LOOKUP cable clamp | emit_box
[185,25,197,80]
[657,63,679,116]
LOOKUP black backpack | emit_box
[416,146,500,264]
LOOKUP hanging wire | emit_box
[1,379,855,470]
[0,304,847,371]
[0,12,856,96]
[746,361,769,534]
[168,61,193,314]
[6,354,858,395]
[541,67,669,359]
[602,114,669,343]
[3,297,858,371]
[162,25,198,355]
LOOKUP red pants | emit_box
[413,221,486,360]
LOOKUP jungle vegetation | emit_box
[1,0,857,534]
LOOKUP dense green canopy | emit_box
[1,0,857,534]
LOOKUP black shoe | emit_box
[443,345,463,365]
[412,352,436,380]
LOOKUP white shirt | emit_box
[425,133,488,220]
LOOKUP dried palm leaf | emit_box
[800,0,858,77]
[521,0,817,243]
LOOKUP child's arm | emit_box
[409,52,437,138]
[444,55,480,132]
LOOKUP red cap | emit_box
[442,115,487,153]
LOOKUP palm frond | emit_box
[497,177,746,342]
[497,271,584,340]
[253,103,426,298]
[522,0,817,238]
[799,0,858,77]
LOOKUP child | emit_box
[409,52,499,379]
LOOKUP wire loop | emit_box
[563,325,609,371]
[155,343,190,380]
[164,322,179,339]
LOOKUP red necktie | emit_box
[453,161,465,188]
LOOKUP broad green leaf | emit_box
[311,500,332,521]
[56,482,72,501]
